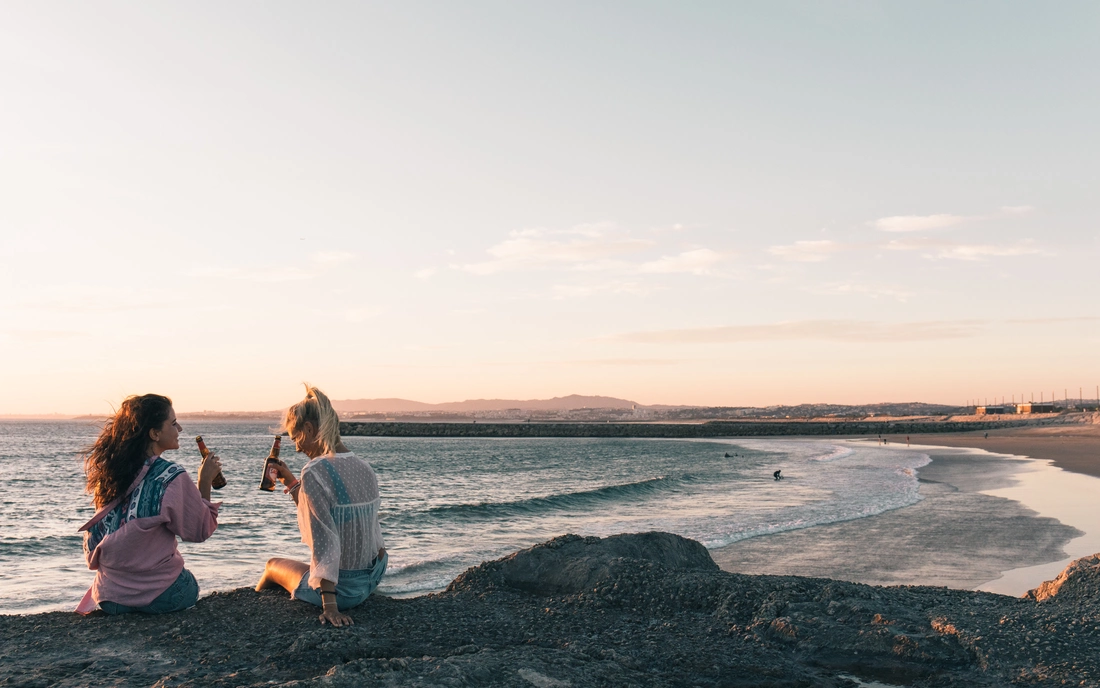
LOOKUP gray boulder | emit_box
[448,532,718,595]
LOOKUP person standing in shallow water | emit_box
[77,394,222,615]
[256,385,387,627]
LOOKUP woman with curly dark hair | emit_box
[75,394,222,615]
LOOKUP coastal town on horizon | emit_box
[4,391,1098,423]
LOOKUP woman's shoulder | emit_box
[303,452,360,469]
[148,457,188,485]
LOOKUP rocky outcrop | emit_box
[1026,553,1100,602]
[2,533,1098,687]
[448,532,718,595]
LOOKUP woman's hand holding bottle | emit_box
[197,452,223,501]
[271,459,297,486]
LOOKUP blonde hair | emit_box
[284,384,342,455]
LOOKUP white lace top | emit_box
[296,451,384,588]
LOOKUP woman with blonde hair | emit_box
[77,394,222,615]
[256,385,386,626]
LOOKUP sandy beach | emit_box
[713,420,1100,595]
[898,422,1100,478]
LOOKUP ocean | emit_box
[0,421,932,615]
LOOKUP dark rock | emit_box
[2,534,1099,687]
[448,532,718,595]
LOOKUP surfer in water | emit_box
[773,469,783,481]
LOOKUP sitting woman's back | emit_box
[297,452,384,586]
[255,385,387,627]
[77,394,221,615]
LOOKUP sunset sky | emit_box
[2,2,1098,415]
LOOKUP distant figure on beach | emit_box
[76,394,222,615]
[257,386,387,627]
[985,432,989,439]
[773,469,783,481]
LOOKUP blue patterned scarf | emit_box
[84,458,185,557]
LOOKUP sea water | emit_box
[0,421,930,614]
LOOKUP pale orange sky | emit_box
[1,3,1098,415]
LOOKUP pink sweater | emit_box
[76,459,220,614]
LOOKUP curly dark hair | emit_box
[84,394,173,508]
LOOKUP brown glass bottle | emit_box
[194,435,227,489]
[259,435,282,492]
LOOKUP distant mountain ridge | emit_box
[330,395,649,414]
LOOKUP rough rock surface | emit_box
[1027,553,1100,603]
[2,532,1099,687]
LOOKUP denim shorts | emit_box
[294,553,387,612]
[100,568,199,615]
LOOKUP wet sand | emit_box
[898,423,1100,478]
[711,449,1085,593]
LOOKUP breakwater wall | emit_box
[341,418,1033,438]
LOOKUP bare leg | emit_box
[256,557,310,594]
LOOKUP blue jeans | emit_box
[100,568,199,615]
[294,553,387,611]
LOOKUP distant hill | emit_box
[331,395,645,414]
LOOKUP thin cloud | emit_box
[555,358,679,366]
[414,267,437,279]
[871,205,1034,233]
[638,248,725,275]
[1005,316,1100,324]
[935,241,1041,261]
[312,251,356,264]
[455,224,654,275]
[872,214,967,233]
[650,222,691,234]
[550,281,653,299]
[768,240,843,263]
[455,223,731,277]
[343,308,382,323]
[613,319,987,344]
[11,287,166,313]
[1,329,85,343]
[884,238,1042,261]
[187,266,314,282]
[811,282,912,302]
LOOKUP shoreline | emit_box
[712,426,1100,596]
[711,444,1091,595]
[893,423,1100,479]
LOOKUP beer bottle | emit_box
[259,435,282,492]
[195,436,227,489]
